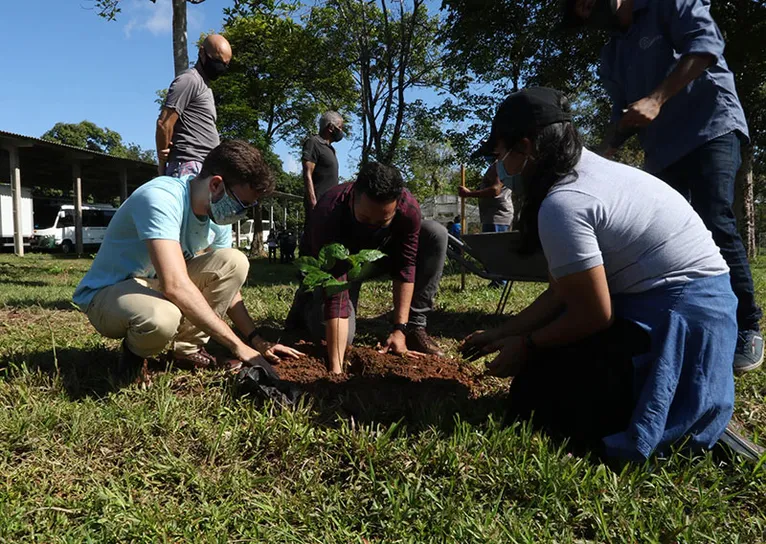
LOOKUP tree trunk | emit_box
[734,145,757,258]
[249,204,265,257]
[172,0,189,77]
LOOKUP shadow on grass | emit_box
[2,298,78,311]
[245,258,301,287]
[1,346,128,400]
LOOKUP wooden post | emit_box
[7,146,24,256]
[119,166,128,205]
[269,201,275,230]
[284,206,288,229]
[73,161,83,255]
[460,164,467,291]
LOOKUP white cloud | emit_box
[285,155,301,174]
[123,0,199,38]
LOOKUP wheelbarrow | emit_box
[446,231,549,314]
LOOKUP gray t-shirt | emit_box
[538,148,728,294]
[302,135,339,199]
[478,164,514,226]
[164,66,220,163]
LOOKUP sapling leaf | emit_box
[294,257,321,274]
[318,244,351,270]
[302,269,335,292]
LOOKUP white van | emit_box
[34,204,117,253]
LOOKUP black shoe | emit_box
[118,341,152,388]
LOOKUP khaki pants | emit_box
[85,248,249,358]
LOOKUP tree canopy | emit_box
[42,121,156,163]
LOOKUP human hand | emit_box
[485,336,527,378]
[458,186,471,198]
[262,343,304,365]
[378,330,425,359]
[461,329,501,360]
[619,96,662,131]
[235,344,280,381]
[158,147,171,162]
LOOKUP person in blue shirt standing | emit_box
[563,0,763,373]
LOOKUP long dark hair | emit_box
[497,97,583,253]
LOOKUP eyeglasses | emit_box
[224,183,258,212]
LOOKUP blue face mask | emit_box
[496,151,529,194]
[209,185,250,225]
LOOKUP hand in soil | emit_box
[378,330,425,359]
[262,343,304,365]
[462,329,499,361]
[485,336,527,378]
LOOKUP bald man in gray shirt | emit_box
[156,34,232,178]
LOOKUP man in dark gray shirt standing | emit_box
[459,163,515,233]
[156,34,232,178]
[299,111,344,254]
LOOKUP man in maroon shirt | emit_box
[286,162,447,373]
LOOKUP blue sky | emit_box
[0,0,448,180]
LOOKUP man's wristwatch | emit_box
[393,323,408,334]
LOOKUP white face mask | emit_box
[209,184,249,225]
[496,151,529,195]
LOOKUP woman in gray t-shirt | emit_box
[463,87,737,461]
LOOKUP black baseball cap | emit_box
[485,87,572,153]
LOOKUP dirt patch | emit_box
[269,343,507,427]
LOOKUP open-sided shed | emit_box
[0,129,156,256]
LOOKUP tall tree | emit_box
[309,0,444,166]
[42,121,156,162]
[93,0,207,76]
[214,1,356,149]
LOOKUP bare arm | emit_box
[619,54,715,132]
[303,161,318,209]
[156,108,179,176]
[229,292,303,363]
[527,266,612,348]
[379,280,420,357]
[148,239,268,368]
[459,185,502,199]
[326,318,350,374]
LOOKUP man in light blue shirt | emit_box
[564,0,763,373]
[74,140,301,378]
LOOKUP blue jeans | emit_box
[657,132,761,332]
[482,223,510,233]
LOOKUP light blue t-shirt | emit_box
[73,175,232,309]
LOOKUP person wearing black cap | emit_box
[462,86,739,461]
[562,0,762,374]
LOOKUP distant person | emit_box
[267,231,278,264]
[564,0,762,374]
[459,162,515,288]
[286,163,448,374]
[73,141,301,377]
[156,34,232,179]
[459,162,514,233]
[300,111,344,255]
[447,215,462,238]
[280,231,297,264]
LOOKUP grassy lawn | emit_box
[0,252,764,542]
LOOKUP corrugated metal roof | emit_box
[0,129,155,167]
